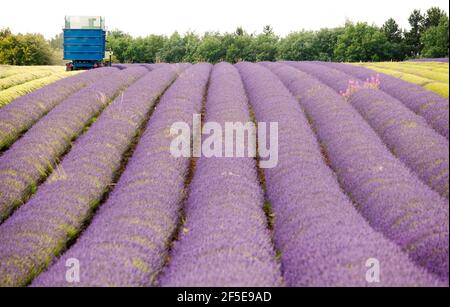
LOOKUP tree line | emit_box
[0,29,54,65]
[1,6,448,65]
[108,7,448,63]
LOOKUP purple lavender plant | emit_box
[30,64,211,287]
[0,66,180,287]
[282,62,449,199]
[236,62,447,286]
[0,67,117,151]
[318,62,449,139]
[263,62,449,282]
[159,62,283,287]
[349,89,449,199]
[408,58,449,63]
[0,67,147,223]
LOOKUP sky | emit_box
[1,0,449,39]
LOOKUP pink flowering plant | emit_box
[340,74,381,99]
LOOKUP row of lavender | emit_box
[0,66,148,223]
[265,62,448,281]
[159,63,283,286]
[284,62,449,199]
[32,64,211,286]
[0,65,183,286]
[237,62,443,286]
[321,62,449,139]
[0,67,117,151]
[0,61,448,286]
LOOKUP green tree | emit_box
[334,22,389,62]
[106,30,133,63]
[277,31,316,61]
[49,33,64,49]
[235,27,245,37]
[182,32,200,63]
[421,16,449,58]
[382,18,405,60]
[252,25,278,62]
[19,34,53,65]
[0,28,12,39]
[0,30,52,65]
[0,29,17,64]
[382,18,403,43]
[405,9,425,57]
[127,35,166,63]
[424,7,448,30]
[228,35,255,63]
[194,33,226,63]
[222,29,255,63]
[159,32,186,63]
[312,28,344,61]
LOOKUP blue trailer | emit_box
[63,16,107,71]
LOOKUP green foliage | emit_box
[128,35,166,63]
[277,31,316,61]
[421,16,449,58]
[252,26,279,62]
[2,6,448,65]
[158,32,186,63]
[382,18,406,61]
[194,33,226,63]
[49,33,63,49]
[404,7,449,58]
[0,30,52,65]
[224,32,255,63]
[313,28,345,61]
[424,7,448,30]
[277,28,344,62]
[382,18,403,44]
[334,22,390,62]
[405,9,425,57]
[106,30,133,63]
[182,32,201,63]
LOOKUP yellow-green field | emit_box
[0,65,79,107]
[355,61,449,98]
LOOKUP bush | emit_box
[0,29,52,65]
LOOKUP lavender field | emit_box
[0,61,448,287]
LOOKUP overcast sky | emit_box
[1,0,449,39]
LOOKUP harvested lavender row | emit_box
[319,62,449,139]
[0,67,147,223]
[159,63,283,287]
[0,67,117,151]
[265,63,449,281]
[238,62,445,287]
[408,58,449,63]
[0,66,180,287]
[32,64,212,287]
[284,62,449,199]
